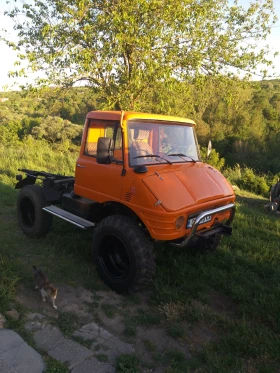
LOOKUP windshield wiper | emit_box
[133,154,173,165]
[167,153,197,162]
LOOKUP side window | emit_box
[84,120,123,162]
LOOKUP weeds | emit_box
[116,354,141,373]
[71,336,94,349]
[166,323,185,339]
[101,303,117,318]
[0,255,21,313]
[57,312,78,337]
[44,357,69,373]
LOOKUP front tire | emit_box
[17,185,53,238]
[92,215,155,293]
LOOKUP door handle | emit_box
[77,164,86,168]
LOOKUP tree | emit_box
[4,0,277,110]
[31,116,82,143]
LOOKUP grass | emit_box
[44,357,69,373]
[116,354,141,373]
[101,303,117,318]
[1,141,280,372]
[143,339,157,352]
[56,312,78,337]
[71,335,94,349]
[166,323,185,339]
[123,308,162,337]
[0,255,21,313]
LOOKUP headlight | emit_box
[175,216,185,231]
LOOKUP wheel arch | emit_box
[99,201,148,229]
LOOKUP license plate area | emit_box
[187,214,212,229]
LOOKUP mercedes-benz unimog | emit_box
[15,111,235,293]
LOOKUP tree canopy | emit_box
[5,0,277,109]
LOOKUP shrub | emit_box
[223,165,270,197]
[200,147,225,170]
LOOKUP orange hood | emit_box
[141,163,234,212]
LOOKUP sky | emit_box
[0,0,279,91]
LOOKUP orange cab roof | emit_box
[86,111,196,125]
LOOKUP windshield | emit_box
[128,120,200,167]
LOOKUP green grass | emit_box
[116,354,141,373]
[1,142,280,372]
[0,255,21,313]
[166,323,185,339]
[143,339,157,352]
[123,308,161,337]
[101,303,117,318]
[71,335,95,349]
[44,357,69,373]
[56,312,78,337]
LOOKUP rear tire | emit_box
[17,185,53,238]
[92,215,155,293]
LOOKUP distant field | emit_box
[1,143,280,372]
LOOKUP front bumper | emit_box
[171,203,235,248]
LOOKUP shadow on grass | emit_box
[0,180,17,209]
[236,193,267,207]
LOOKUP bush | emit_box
[223,165,271,197]
[200,147,225,170]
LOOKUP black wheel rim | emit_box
[98,234,130,280]
[20,197,35,228]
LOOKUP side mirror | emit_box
[96,137,113,164]
[207,140,212,158]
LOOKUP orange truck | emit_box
[16,111,235,292]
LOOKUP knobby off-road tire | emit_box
[17,185,53,238]
[92,215,155,293]
[191,233,221,253]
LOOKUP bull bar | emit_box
[172,203,236,248]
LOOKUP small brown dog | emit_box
[33,266,58,309]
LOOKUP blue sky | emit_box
[0,0,279,90]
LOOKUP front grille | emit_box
[125,192,132,202]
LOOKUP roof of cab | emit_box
[86,111,196,125]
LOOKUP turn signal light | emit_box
[175,216,185,231]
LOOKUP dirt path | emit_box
[16,284,222,372]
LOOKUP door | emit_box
[74,119,123,202]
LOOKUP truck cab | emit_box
[75,111,235,243]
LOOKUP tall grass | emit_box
[0,138,78,189]
[0,256,21,312]
[223,164,280,197]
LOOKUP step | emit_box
[43,205,95,229]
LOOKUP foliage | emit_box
[0,255,21,313]
[31,116,82,144]
[200,147,225,170]
[1,78,280,177]
[4,0,277,110]
[237,167,270,196]
[116,354,141,373]
[57,312,78,337]
[223,165,280,197]
[0,139,78,191]
[44,357,69,373]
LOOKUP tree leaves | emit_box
[3,0,277,109]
